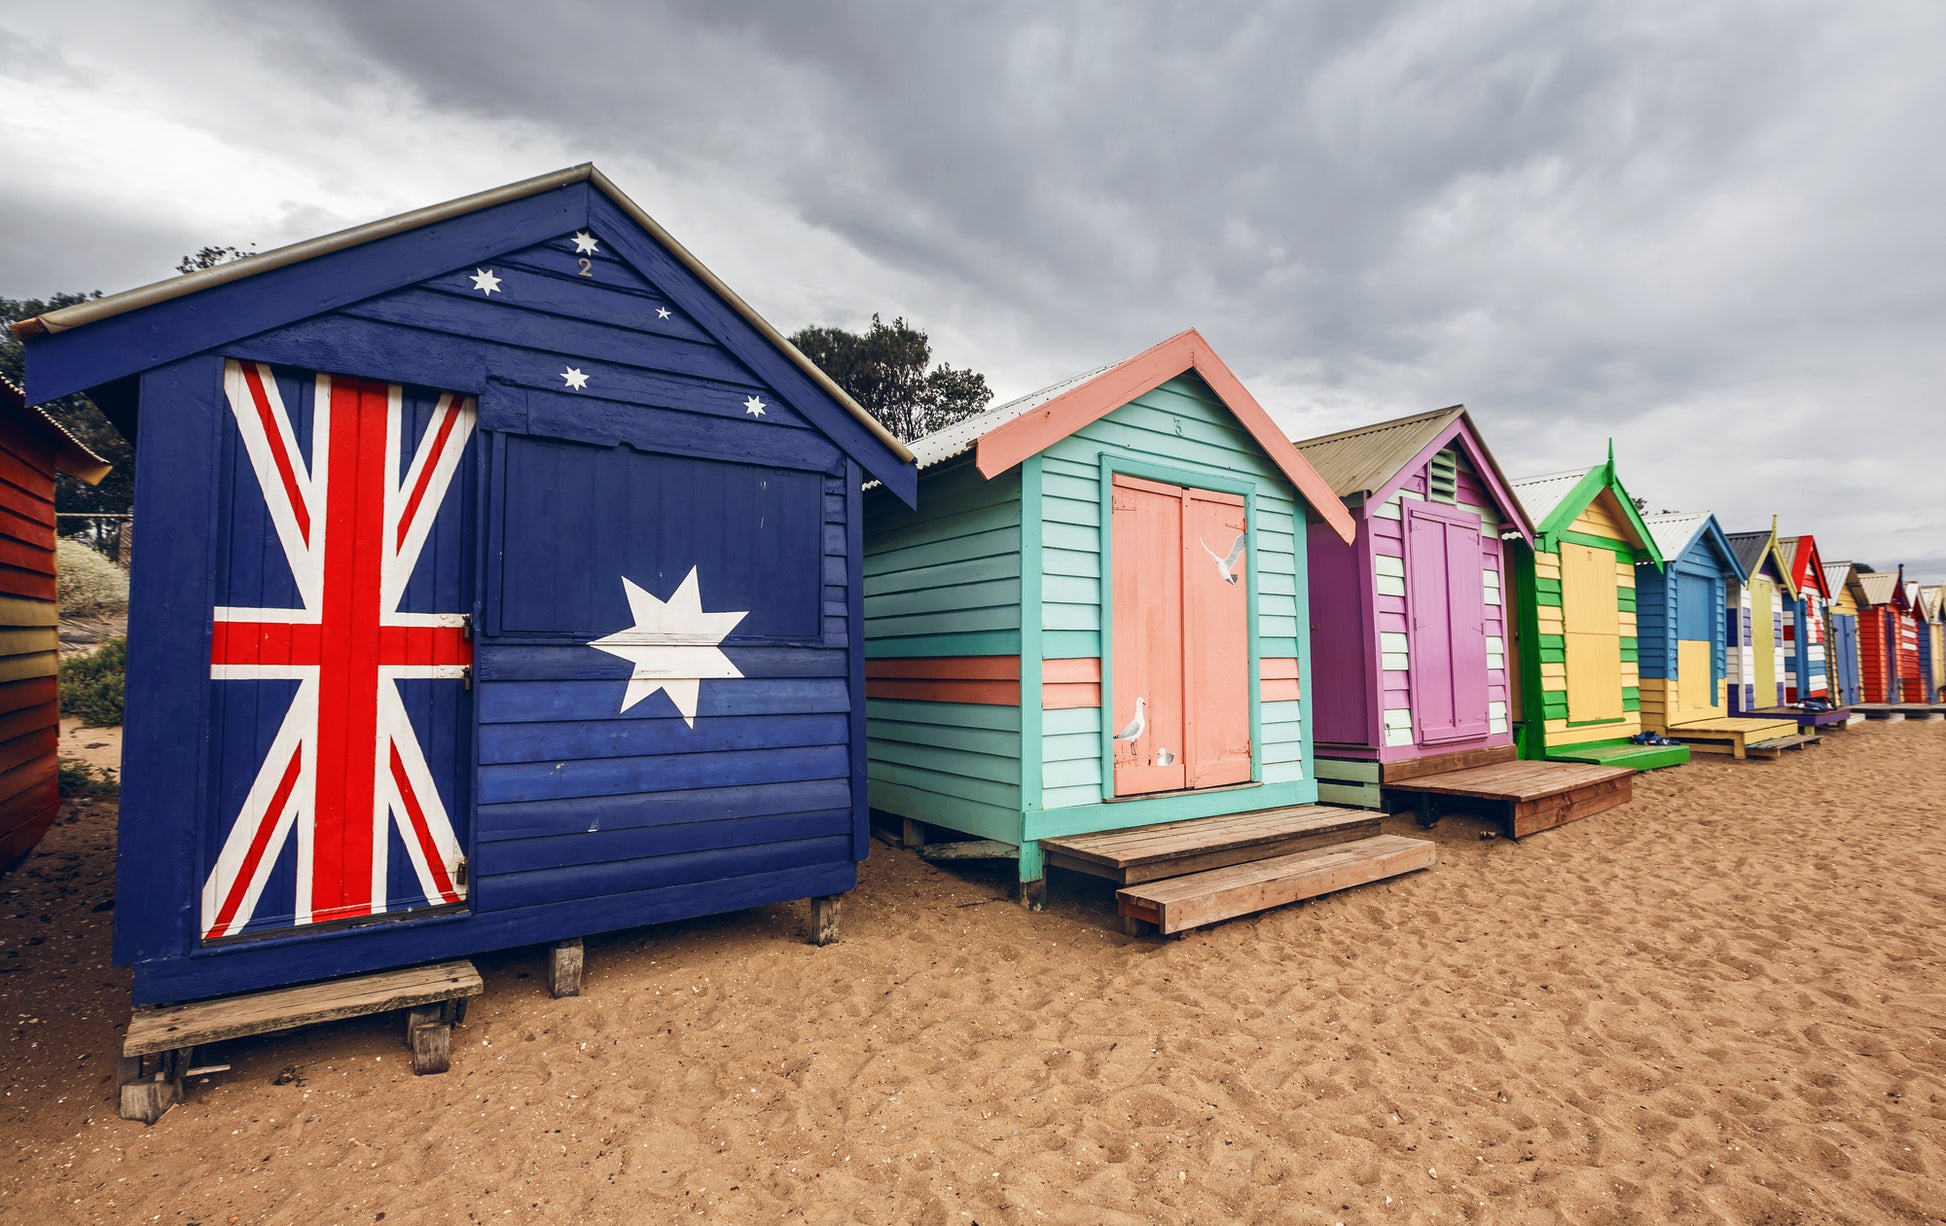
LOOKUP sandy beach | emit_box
[2,721,1942,1224]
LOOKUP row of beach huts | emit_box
[4,166,1941,1121]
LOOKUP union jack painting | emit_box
[202,360,476,940]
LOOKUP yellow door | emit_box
[1676,639,1716,720]
[1560,543,1622,722]
[1750,578,1775,703]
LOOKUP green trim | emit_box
[1619,642,1638,663]
[1530,459,1665,569]
[1512,544,1547,759]
[1622,688,1640,712]
[1556,529,1644,561]
[1565,715,1626,728]
[1019,455,1044,840]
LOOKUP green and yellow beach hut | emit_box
[1507,454,1689,770]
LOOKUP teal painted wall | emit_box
[863,460,1024,840]
[1030,374,1317,831]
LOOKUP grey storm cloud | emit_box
[4,0,1943,576]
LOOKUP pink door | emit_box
[1110,475,1250,796]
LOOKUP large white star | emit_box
[470,268,502,295]
[561,366,590,391]
[588,569,748,726]
[573,231,600,254]
[744,395,766,417]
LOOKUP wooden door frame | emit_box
[1096,455,1262,802]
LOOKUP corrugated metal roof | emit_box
[0,373,112,484]
[1723,531,1773,579]
[1290,406,1464,500]
[1776,535,1802,571]
[1822,561,1854,594]
[1922,585,1943,619]
[1640,511,1713,563]
[1858,571,1901,606]
[905,361,1121,471]
[1508,467,1594,528]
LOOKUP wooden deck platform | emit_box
[1667,716,1820,760]
[1889,703,1945,721]
[1040,805,1380,885]
[1116,835,1435,935]
[1851,704,1906,721]
[1546,740,1691,770]
[1745,704,1855,730]
[1383,759,1633,839]
[119,960,482,1123]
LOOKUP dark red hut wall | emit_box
[1858,609,1894,704]
[0,410,62,868]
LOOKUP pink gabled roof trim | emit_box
[972,329,1357,546]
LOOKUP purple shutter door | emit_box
[1444,518,1490,737]
[1406,511,1457,739]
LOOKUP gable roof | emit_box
[1723,522,1800,600]
[910,329,1355,544]
[1922,585,1943,621]
[1640,511,1741,576]
[1291,405,1534,543]
[1858,570,1903,608]
[1906,582,1927,622]
[0,373,111,484]
[10,163,915,501]
[1776,534,1831,598]
[1508,453,1662,565]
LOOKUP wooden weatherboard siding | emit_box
[21,172,912,1005]
[1635,513,1736,733]
[0,407,64,869]
[1295,408,1530,808]
[863,334,1343,898]
[1509,460,1673,764]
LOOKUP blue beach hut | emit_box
[13,165,916,1008]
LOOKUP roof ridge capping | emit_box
[9,163,912,465]
[0,373,111,483]
[911,328,1356,545]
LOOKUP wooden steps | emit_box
[1116,835,1435,936]
[1546,740,1691,771]
[1382,759,1633,839]
[1040,805,1380,885]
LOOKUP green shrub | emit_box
[56,536,129,618]
[58,758,118,797]
[59,635,126,727]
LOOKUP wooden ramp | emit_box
[119,961,482,1123]
[1116,835,1434,936]
[1383,759,1633,839]
[1039,805,1430,935]
[1546,740,1690,770]
[1667,716,1820,760]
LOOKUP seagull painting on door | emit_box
[1110,474,1250,795]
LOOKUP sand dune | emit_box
[2,722,1942,1223]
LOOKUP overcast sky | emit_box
[4,1,1941,580]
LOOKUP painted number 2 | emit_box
[576,258,594,278]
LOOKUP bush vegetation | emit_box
[58,758,118,797]
[55,537,129,618]
[59,635,125,727]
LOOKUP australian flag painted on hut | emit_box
[13,166,916,1004]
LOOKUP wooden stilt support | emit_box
[117,1050,184,1124]
[1017,877,1046,910]
[901,817,926,849]
[811,894,842,946]
[406,1006,451,1075]
[547,938,584,998]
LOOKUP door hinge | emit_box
[460,614,474,641]
[455,857,469,889]
[462,666,473,691]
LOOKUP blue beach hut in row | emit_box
[14,166,916,1008]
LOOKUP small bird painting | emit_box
[1114,696,1147,742]
[1201,533,1247,584]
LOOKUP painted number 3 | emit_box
[576,257,594,278]
[1173,417,1184,436]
